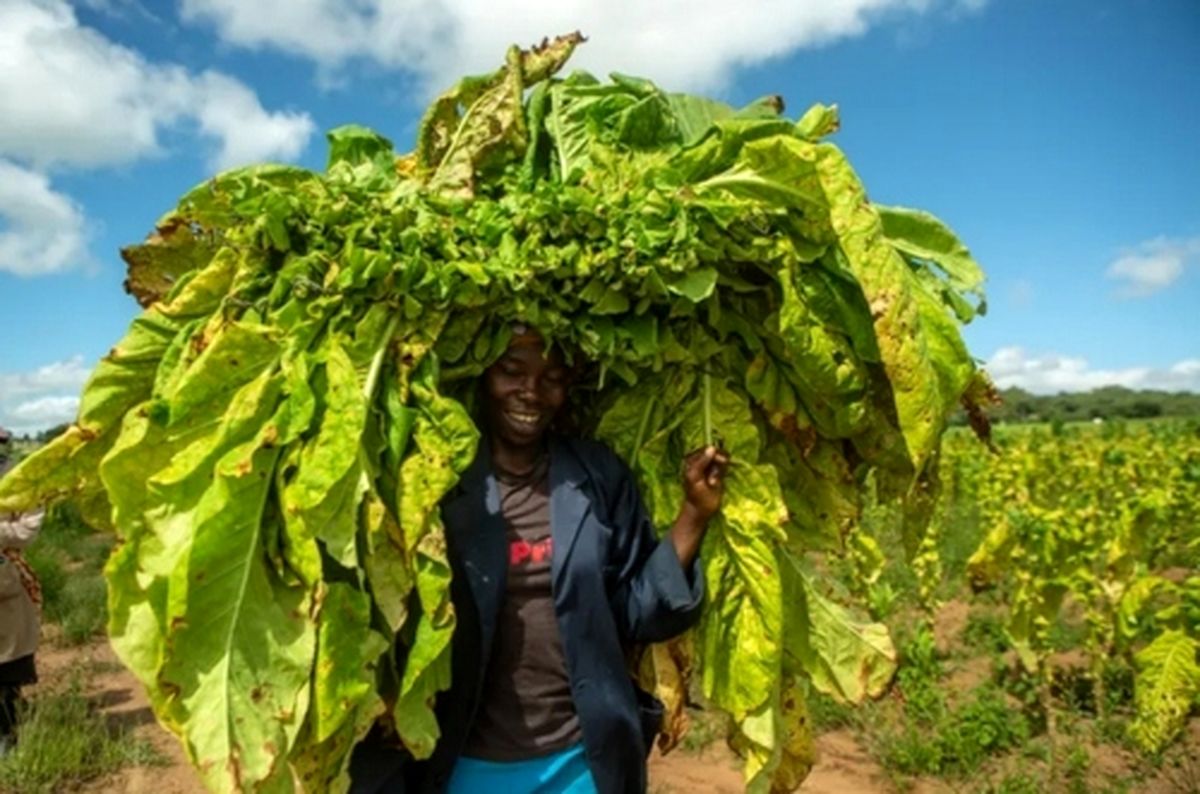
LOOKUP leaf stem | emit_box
[631,394,656,468]
[703,370,713,448]
[363,315,401,401]
[358,314,402,487]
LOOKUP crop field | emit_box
[3,417,1196,794]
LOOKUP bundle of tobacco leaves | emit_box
[1,33,992,793]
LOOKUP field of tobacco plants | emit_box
[799,417,1200,793]
[5,417,1197,794]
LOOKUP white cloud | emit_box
[179,0,979,94]
[190,72,314,170]
[10,395,80,424]
[0,0,315,276]
[0,159,89,276]
[0,355,91,398]
[986,347,1200,394]
[0,0,315,171]
[0,356,91,435]
[1106,236,1200,298]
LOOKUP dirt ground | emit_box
[35,638,901,794]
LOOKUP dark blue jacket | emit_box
[351,436,705,794]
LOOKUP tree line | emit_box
[961,386,1200,425]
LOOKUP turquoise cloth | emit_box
[446,744,598,794]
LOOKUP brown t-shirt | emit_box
[462,455,583,760]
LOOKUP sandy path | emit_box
[36,637,897,793]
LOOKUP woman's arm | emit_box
[607,446,729,644]
[667,446,730,569]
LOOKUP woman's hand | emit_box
[669,446,731,568]
[681,445,731,522]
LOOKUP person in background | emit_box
[0,428,45,756]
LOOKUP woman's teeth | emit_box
[507,410,541,427]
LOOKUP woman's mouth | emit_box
[504,409,543,429]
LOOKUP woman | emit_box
[0,430,44,756]
[353,327,728,794]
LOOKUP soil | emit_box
[32,634,1199,794]
[32,637,901,794]
[35,638,198,794]
[648,729,901,793]
[932,600,970,657]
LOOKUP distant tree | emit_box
[1127,400,1163,419]
[37,423,70,442]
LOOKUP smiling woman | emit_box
[350,324,730,794]
[481,324,571,457]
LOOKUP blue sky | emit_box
[1,0,1198,433]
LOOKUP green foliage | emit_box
[804,688,857,732]
[945,687,1032,768]
[877,682,1030,778]
[894,623,944,724]
[22,501,113,645]
[677,706,727,755]
[0,677,162,794]
[963,611,1010,655]
[957,421,1200,753]
[1062,742,1092,794]
[53,575,109,646]
[868,621,1034,780]
[22,544,66,616]
[1128,630,1200,753]
[0,36,990,793]
[987,771,1043,794]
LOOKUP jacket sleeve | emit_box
[606,459,704,644]
[0,509,44,549]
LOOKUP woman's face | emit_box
[483,339,569,449]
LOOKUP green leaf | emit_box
[813,142,977,470]
[422,34,583,196]
[310,582,389,744]
[327,125,396,171]
[783,554,896,703]
[157,429,315,793]
[1130,629,1200,753]
[878,205,983,294]
[281,337,369,569]
[666,268,719,302]
[120,217,221,308]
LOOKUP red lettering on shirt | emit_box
[509,536,553,567]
